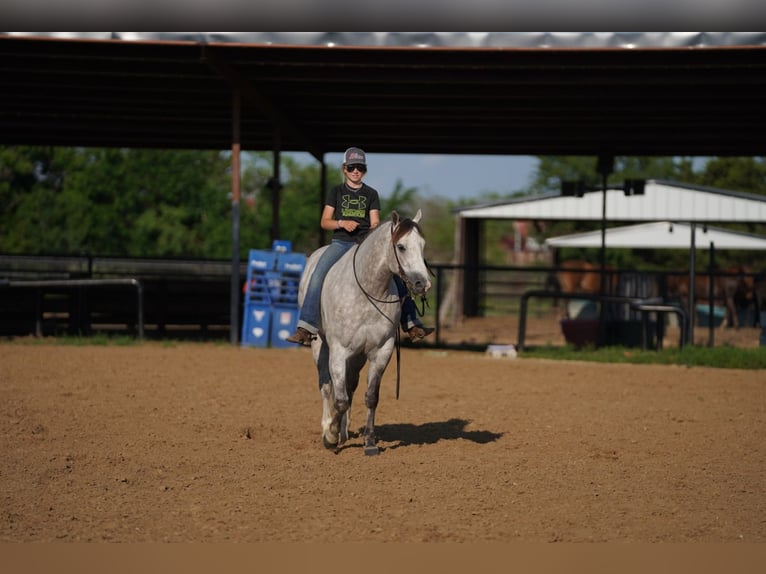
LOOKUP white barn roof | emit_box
[457,180,766,223]
[545,221,766,251]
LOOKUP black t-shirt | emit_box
[325,182,381,242]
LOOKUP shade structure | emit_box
[453,180,766,346]
[458,180,766,223]
[4,33,765,344]
[2,33,766,156]
[545,222,766,251]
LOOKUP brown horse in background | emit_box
[547,260,618,316]
[665,265,755,328]
[555,260,604,294]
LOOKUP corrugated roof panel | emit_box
[457,180,766,223]
[4,32,766,50]
[545,221,766,250]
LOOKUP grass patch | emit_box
[522,344,766,370]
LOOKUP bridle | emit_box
[352,219,430,313]
[392,223,434,317]
[351,219,432,399]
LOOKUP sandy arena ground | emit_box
[1,317,764,543]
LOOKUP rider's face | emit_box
[344,163,366,185]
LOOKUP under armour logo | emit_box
[341,195,367,210]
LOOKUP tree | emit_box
[0,146,233,257]
[699,157,766,196]
[0,146,88,254]
[380,179,419,217]
[237,152,336,255]
[118,148,232,257]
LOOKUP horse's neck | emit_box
[353,223,395,295]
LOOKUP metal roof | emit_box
[2,32,766,158]
[456,180,766,223]
[545,221,766,250]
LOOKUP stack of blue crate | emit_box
[241,240,306,348]
[270,249,307,348]
[240,249,276,347]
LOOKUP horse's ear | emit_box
[413,209,422,224]
[391,210,400,226]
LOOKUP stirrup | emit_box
[406,326,434,341]
[286,327,315,347]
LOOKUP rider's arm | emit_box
[320,205,340,231]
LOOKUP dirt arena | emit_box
[2,318,764,542]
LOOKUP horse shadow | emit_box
[343,418,503,453]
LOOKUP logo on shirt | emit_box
[341,194,367,218]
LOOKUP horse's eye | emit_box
[397,244,406,252]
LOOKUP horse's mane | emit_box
[392,216,424,243]
[364,211,424,244]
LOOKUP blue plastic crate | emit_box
[241,303,271,347]
[270,305,300,348]
[244,274,272,303]
[276,252,306,274]
[265,271,284,300]
[272,239,292,254]
[247,249,276,273]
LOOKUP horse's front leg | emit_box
[321,384,347,450]
[323,349,351,449]
[362,346,394,456]
[363,384,381,456]
[320,382,336,449]
[339,355,365,446]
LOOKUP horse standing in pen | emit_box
[297,210,431,455]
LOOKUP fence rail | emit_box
[2,278,144,338]
[1,255,760,346]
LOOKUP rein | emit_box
[390,222,433,319]
[351,220,428,312]
[351,220,428,400]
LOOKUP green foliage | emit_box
[381,179,419,216]
[378,180,460,263]
[698,157,766,195]
[417,196,460,264]
[0,146,232,257]
[530,155,698,195]
[237,152,345,255]
[2,146,763,273]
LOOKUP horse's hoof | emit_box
[322,434,339,450]
[364,445,380,456]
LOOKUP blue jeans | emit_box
[297,239,422,334]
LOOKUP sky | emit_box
[291,152,540,203]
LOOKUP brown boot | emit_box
[286,327,315,347]
[405,325,435,342]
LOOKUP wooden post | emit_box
[229,89,242,346]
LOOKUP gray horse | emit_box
[297,210,431,455]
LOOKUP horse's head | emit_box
[390,209,431,296]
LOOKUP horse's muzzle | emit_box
[410,276,431,296]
